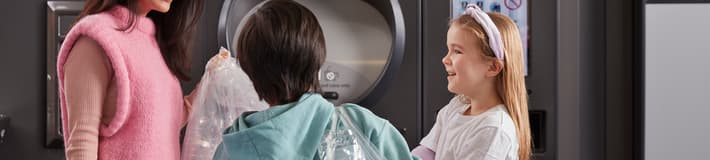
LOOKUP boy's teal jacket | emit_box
[213,93,418,160]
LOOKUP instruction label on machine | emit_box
[451,0,529,75]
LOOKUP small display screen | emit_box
[451,0,529,76]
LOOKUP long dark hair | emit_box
[76,0,204,81]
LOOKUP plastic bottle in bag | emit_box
[318,106,386,160]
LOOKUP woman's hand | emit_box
[205,47,232,74]
[184,48,232,123]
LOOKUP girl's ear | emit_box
[486,60,504,77]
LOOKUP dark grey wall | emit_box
[558,0,634,160]
[0,0,70,159]
[605,0,633,160]
[579,0,606,159]
[557,0,607,159]
[557,0,582,158]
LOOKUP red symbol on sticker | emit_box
[505,0,523,10]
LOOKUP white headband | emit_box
[463,4,505,61]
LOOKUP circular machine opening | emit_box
[218,0,404,107]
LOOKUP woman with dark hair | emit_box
[213,0,417,159]
[56,0,203,159]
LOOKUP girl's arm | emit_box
[411,145,435,160]
[63,36,112,160]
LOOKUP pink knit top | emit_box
[57,6,186,159]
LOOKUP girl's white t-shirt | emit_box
[420,98,519,160]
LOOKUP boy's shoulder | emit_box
[337,104,418,160]
[338,103,386,123]
[337,103,390,135]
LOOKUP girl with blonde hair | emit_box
[411,4,531,160]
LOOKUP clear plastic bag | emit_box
[181,47,269,160]
[318,106,386,160]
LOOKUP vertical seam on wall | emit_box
[417,0,424,142]
[602,0,608,158]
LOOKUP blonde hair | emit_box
[451,12,531,160]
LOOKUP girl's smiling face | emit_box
[443,24,498,97]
